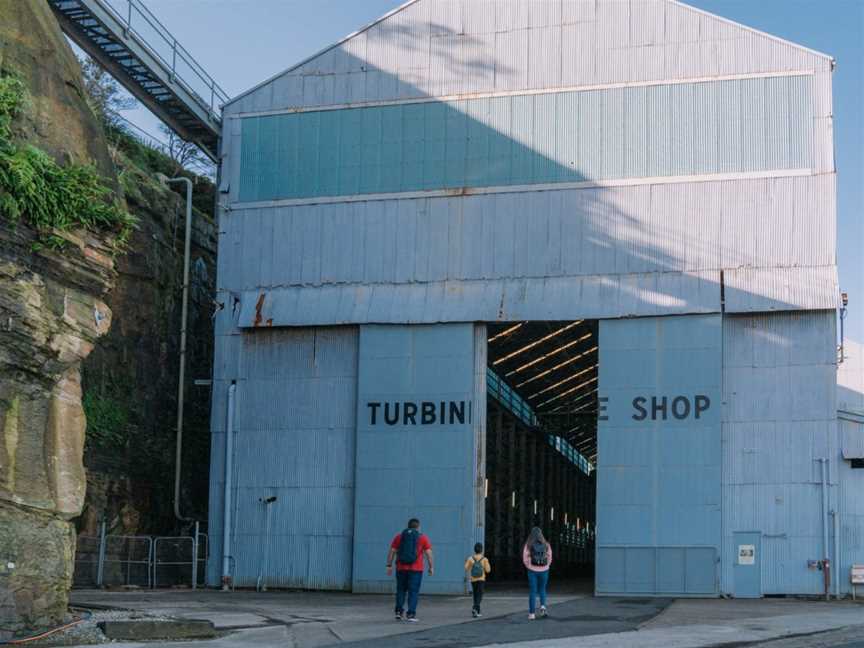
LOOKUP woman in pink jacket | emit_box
[522,527,552,620]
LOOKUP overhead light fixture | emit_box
[492,321,582,366]
[488,322,524,344]
[515,345,599,388]
[506,333,593,376]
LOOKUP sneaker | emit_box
[395,612,403,621]
[540,606,548,618]
[528,613,536,620]
[472,609,478,618]
[406,616,419,623]
[476,612,483,618]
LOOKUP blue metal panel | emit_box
[596,314,722,596]
[237,76,815,202]
[353,324,480,594]
[206,327,359,590]
[732,532,762,598]
[721,311,838,596]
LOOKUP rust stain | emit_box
[266,318,273,327]
[253,293,266,327]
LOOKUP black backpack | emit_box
[530,540,548,566]
[470,557,485,578]
[397,529,419,565]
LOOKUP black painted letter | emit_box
[367,402,381,425]
[651,396,668,421]
[384,402,400,425]
[632,397,647,421]
[672,396,691,420]
[449,401,466,425]
[598,396,609,422]
[421,401,436,425]
[404,402,418,425]
[695,395,711,419]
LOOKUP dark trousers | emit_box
[395,569,423,616]
[471,580,485,612]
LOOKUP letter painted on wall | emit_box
[366,400,472,426]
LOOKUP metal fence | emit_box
[73,522,208,589]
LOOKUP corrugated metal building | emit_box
[207,0,858,598]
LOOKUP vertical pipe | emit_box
[166,177,194,524]
[221,382,237,590]
[821,458,830,600]
[191,520,199,590]
[96,518,107,587]
[833,510,840,598]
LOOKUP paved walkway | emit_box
[63,589,864,648]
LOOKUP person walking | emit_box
[386,518,433,622]
[464,543,491,617]
[523,527,552,620]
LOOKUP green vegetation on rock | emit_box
[82,390,130,450]
[0,73,135,251]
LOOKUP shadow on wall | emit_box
[227,14,830,325]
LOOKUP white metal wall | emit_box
[225,0,832,116]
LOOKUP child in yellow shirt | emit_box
[464,543,491,617]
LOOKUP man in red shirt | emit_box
[386,518,433,622]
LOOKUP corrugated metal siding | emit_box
[221,176,832,292]
[723,266,840,313]
[839,410,864,594]
[235,271,721,327]
[721,311,837,595]
[352,324,480,594]
[237,76,814,203]
[839,340,864,415]
[206,327,358,590]
[224,0,830,117]
[596,315,722,596]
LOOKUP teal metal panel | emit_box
[238,75,814,202]
[596,314,722,596]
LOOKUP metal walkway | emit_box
[48,0,228,161]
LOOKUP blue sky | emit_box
[128,0,862,340]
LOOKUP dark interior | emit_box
[484,321,598,583]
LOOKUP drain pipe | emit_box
[832,509,840,599]
[160,175,195,523]
[820,458,830,599]
[221,381,237,590]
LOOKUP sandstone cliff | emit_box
[0,0,119,633]
[0,0,216,634]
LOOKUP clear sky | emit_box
[127,0,862,340]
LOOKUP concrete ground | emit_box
[63,588,864,648]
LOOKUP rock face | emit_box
[78,158,217,547]
[0,0,118,634]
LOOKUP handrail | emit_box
[487,367,593,474]
[99,0,229,117]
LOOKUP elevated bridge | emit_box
[48,0,228,161]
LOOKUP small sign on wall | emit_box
[851,565,864,584]
[738,545,756,565]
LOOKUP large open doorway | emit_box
[484,321,598,591]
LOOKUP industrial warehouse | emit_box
[206,0,859,599]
